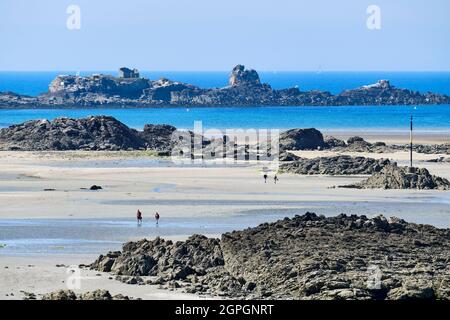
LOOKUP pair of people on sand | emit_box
[263,174,279,184]
[137,210,159,225]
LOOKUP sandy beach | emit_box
[1,136,450,299]
[0,255,206,300]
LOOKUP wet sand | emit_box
[0,255,205,300]
[1,147,450,299]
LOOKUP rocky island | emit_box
[1,65,450,108]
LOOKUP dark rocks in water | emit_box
[279,128,326,151]
[2,66,450,108]
[279,155,391,175]
[89,185,102,191]
[90,213,450,300]
[333,80,450,106]
[40,289,132,300]
[344,164,450,190]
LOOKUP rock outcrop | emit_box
[279,128,326,151]
[279,155,391,175]
[344,164,450,190]
[90,213,450,300]
[91,235,224,279]
[228,65,261,87]
[0,116,146,151]
[2,66,450,108]
[0,116,194,152]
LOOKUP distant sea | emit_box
[0,71,450,131]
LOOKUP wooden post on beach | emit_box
[410,115,413,168]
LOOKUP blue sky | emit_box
[0,0,449,71]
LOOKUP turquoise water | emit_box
[0,71,450,131]
[1,105,450,131]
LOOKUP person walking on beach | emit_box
[155,212,160,225]
[274,174,279,184]
[136,209,143,225]
[263,174,268,183]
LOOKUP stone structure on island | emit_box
[118,67,140,79]
[2,65,450,107]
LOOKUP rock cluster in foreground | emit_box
[90,213,450,300]
[344,164,450,190]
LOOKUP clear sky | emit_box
[0,0,449,71]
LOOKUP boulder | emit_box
[279,128,325,151]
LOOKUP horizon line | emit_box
[2,69,450,73]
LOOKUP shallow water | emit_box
[1,201,449,256]
[0,210,299,256]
